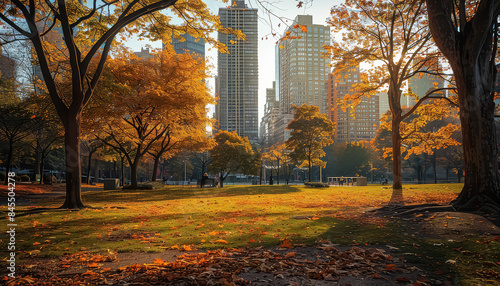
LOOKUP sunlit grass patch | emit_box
[6,183,462,257]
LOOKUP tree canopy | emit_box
[209,130,260,187]
[0,0,243,209]
[327,0,448,201]
[286,104,334,182]
[85,48,213,188]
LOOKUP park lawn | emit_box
[3,183,499,284]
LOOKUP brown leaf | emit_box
[385,264,396,271]
[281,239,293,248]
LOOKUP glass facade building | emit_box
[214,0,259,142]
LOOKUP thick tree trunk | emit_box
[453,67,500,209]
[60,115,84,209]
[425,0,500,212]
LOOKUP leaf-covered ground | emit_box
[1,183,500,285]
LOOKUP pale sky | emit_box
[130,0,344,124]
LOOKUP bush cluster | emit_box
[304,182,329,188]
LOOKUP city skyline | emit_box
[129,0,341,130]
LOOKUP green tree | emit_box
[209,130,260,187]
[286,104,334,182]
[425,0,500,211]
[325,142,371,177]
[0,102,38,184]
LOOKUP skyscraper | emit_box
[171,34,205,59]
[259,81,280,147]
[328,66,380,143]
[214,0,259,142]
[274,15,331,142]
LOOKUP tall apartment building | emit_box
[377,92,390,119]
[214,0,259,142]
[259,81,280,147]
[328,66,380,143]
[406,60,445,106]
[274,15,331,142]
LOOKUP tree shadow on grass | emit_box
[81,184,301,205]
[6,185,301,216]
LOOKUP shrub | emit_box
[304,182,329,188]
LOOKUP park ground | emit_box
[1,183,500,285]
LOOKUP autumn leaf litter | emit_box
[11,239,442,285]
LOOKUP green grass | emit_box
[2,183,499,284]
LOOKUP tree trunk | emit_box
[389,109,404,205]
[425,0,500,211]
[33,148,40,182]
[151,155,160,182]
[453,66,500,209]
[130,161,139,189]
[277,159,280,185]
[4,139,13,185]
[60,115,84,209]
[219,170,225,188]
[121,156,125,186]
[432,151,437,184]
[40,156,45,184]
[416,164,422,184]
[87,151,93,184]
[308,161,312,182]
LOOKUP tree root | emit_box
[371,204,456,217]
[453,194,500,216]
[2,205,101,217]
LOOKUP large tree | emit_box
[425,0,500,211]
[87,48,213,189]
[209,130,260,187]
[327,0,448,201]
[286,104,334,182]
[0,0,241,209]
[0,102,38,184]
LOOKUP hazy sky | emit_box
[130,0,344,123]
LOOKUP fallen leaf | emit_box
[281,239,293,248]
[87,262,100,268]
[385,264,396,271]
[213,239,228,244]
